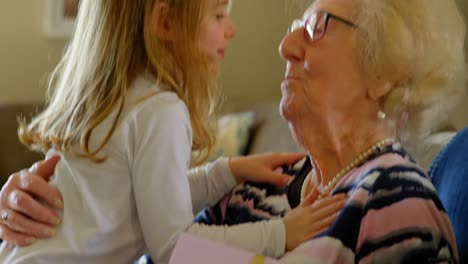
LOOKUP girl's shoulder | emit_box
[124,74,189,123]
[129,74,182,105]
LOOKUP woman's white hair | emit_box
[356,0,466,144]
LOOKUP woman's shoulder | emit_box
[343,145,436,199]
[343,146,441,213]
[356,144,428,181]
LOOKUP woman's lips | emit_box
[285,74,299,81]
[282,74,300,89]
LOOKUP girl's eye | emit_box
[216,13,225,20]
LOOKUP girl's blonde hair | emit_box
[19,0,219,165]
[356,0,466,142]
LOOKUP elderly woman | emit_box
[194,0,466,263]
[289,0,465,262]
[0,0,466,263]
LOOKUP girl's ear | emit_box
[152,2,175,41]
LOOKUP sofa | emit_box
[429,127,468,263]
[0,101,456,186]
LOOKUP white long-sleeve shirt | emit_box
[0,74,285,264]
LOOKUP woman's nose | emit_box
[279,28,303,62]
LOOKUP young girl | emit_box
[0,0,345,263]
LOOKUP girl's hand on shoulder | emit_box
[283,189,347,251]
[228,152,304,187]
[0,156,63,246]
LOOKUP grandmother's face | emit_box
[279,0,370,125]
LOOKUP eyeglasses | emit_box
[288,11,357,43]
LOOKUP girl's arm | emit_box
[189,153,303,214]
[129,96,195,262]
[129,98,319,262]
[188,182,346,259]
[188,158,237,214]
[187,218,286,258]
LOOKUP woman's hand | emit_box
[283,189,347,252]
[228,152,304,187]
[0,156,63,246]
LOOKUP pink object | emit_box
[169,233,281,264]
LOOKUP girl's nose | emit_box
[225,17,237,39]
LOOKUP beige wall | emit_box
[220,1,300,110]
[0,0,466,128]
[0,0,299,107]
[0,0,68,104]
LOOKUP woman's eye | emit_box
[314,21,325,35]
[314,26,324,35]
[216,13,225,20]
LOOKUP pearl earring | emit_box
[378,110,386,121]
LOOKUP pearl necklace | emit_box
[300,138,395,202]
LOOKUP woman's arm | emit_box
[280,165,458,264]
[0,156,63,246]
[354,166,458,263]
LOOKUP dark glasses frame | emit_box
[289,11,357,42]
